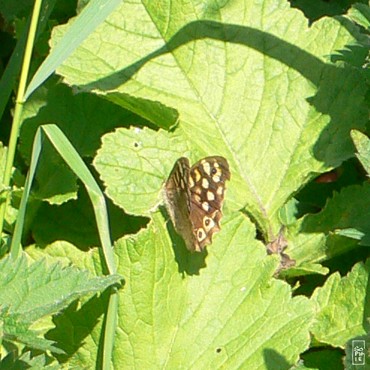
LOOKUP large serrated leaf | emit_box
[48,0,368,238]
[311,261,370,348]
[0,255,120,319]
[112,212,314,369]
[0,253,121,353]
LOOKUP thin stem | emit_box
[102,290,118,370]
[0,0,43,238]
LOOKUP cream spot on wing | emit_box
[189,176,195,188]
[178,166,186,179]
[216,186,224,195]
[174,172,180,184]
[212,175,221,183]
[197,228,206,242]
[207,191,215,201]
[194,194,201,204]
[194,168,201,182]
[202,201,210,212]
[194,186,202,195]
[202,178,209,189]
[202,162,211,176]
[203,216,215,231]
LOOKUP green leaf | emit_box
[2,310,62,354]
[348,3,370,30]
[28,138,78,205]
[0,351,59,370]
[0,253,121,352]
[26,240,99,272]
[94,127,189,215]
[26,242,113,368]
[311,261,370,348]
[290,0,354,22]
[300,348,344,370]
[46,293,111,367]
[282,263,329,278]
[20,80,149,160]
[51,0,368,238]
[287,183,370,266]
[351,129,370,176]
[113,211,314,368]
[0,253,121,317]
[29,188,148,249]
[334,228,365,241]
[279,198,300,226]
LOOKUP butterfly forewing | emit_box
[164,156,230,252]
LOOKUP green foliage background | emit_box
[0,0,369,369]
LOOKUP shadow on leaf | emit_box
[160,206,207,276]
[263,348,292,370]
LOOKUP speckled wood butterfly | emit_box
[164,156,230,252]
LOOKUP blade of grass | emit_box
[10,124,118,370]
[11,124,116,274]
[24,0,122,100]
[0,0,43,239]
[0,0,57,122]
[9,123,42,259]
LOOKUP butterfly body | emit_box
[164,156,230,252]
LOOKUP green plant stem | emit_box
[102,290,118,370]
[0,0,43,239]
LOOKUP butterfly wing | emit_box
[165,156,230,252]
[164,158,197,251]
[189,156,230,251]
